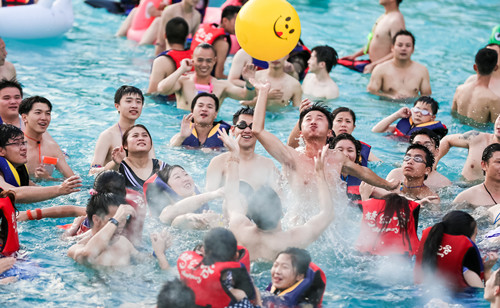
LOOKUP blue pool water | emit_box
[1,0,500,306]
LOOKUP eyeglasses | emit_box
[5,141,27,148]
[403,155,426,164]
[414,141,435,149]
[411,107,433,116]
[235,121,253,130]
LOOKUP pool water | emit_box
[2,0,500,306]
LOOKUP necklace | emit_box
[118,123,123,137]
[483,183,498,204]
[24,133,42,164]
[400,182,425,190]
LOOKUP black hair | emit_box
[246,185,282,230]
[86,193,126,227]
[19,96,52,115]
[194,42,217,57]
[232,106,254,125]
[392,29,415,46]
[476,48,498,75]
[377,193,414,251]
[276,247,311,276]
[165,17,189,45]
[114,85,144,105]
[331,106,357,133]
[422,211,476,272]
[121,124,152,156]
[405,143,435,170]
[0,78,22,97]
[221,5,240,23]
[482,143,500,163]
[329,133,362,165]
[311,45,338,72]
[0,124,23,148]
[397,0,403,5]
[414,96,439,115]
[190,92,220,112]
[202,227,237,265]
[157,164,185,184]
[93,170,126,197]
[409,128,440,148]
[298,103,333,131]
[157,278,196,308]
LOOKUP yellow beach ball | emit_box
[235,0,301,62]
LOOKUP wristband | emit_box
[108,217,119,227]
[35,208,42,220]
[26,210,34,220]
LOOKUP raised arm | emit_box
[157,59,192,95]
[224,64,257,100]
[169,113,193,147]
[342,155,398,191]
[371,107,410,133]
[147,57,176,94]
[436,132,474,163]
[228,49,251,87]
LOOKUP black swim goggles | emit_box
[235,121,253,130]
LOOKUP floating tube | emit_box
[126,0,162,42]
[0,0,73,39]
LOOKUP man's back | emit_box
[453,82,500,123]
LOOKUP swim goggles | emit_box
[411,107,432,116]
[403,155,426,164]
[235,121,253,130]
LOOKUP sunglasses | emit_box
[235,121,253,130]
[403,155,426,164]
[411,107,433,116]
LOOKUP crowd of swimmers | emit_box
[1,0,500,306]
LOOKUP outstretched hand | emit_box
[249,78,271,92]
[180,113,194,138]
[397,107,412,119]
[241,63,256,81]
[299,98,313,113]
[218,129,240,155]
[179,58,193,74]
[314,145,329,176]
[111,146,126,165]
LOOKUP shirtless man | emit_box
[251,80,398,214]
[19,96,74,179]
[385,129,451,192]
[0,38,16,80]
[454,144,500,208]
[367,30,431,100]
[340,0,405,73]
[0,124,81,203]
[302,45,339,100]
[205,107,278,191]
[90,86,152,175]
[221,130,335,261]
[157,43,256,111]
[485,268,500,308]
[155,0,201,55]
[452,48,500,124]
[464,43,500,98]
[244,56,302,109]
[437,115,500,182]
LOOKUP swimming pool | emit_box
[2,0,500,306]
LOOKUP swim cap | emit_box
[489,25,500,45]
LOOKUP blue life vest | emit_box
[0,157,29,187]
[182,121,231,148]
[395,118,448,139]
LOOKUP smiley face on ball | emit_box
[273,15,298,40]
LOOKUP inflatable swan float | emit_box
[0,0,73,39]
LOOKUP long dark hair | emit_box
[422,211,476,271]
[376,193,413,250]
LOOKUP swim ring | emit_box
[0,0,73,39]
[126,0,163,42]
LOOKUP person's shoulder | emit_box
[455,183,482,201]
[284,73,301,85]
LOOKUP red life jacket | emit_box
[160,49,193,69]
[2,0,34,6]
[414,227,484,289]
[0,196,19,256]
[177,247,254,308]
[190,23,228,52]
[356,198,420,256]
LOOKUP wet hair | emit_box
[331,106,356,126]
[157,164,185,184]
[392,29,415,46]
[276,247,311,277]
[246,185,282,230]
[165,17,189,45]
[202,227,237,265]
[413,96,439,116]
[122,124,152,156]
[311,45,338,72]
[221,5,240,23]
[0,78,22,97]
[232,106,254,125]
[86,193,126,228]
[298,103,333,131]
[93,170,126,197]
[114,85,144,105]
[190,92,220,112]
[0,124,23,148]
[397,0,403,5]
[377,193,414,251]
[422,211,476,272]
[405,143,435,171]
[475,48,498,75]
[409,128,440,148]
[482,143,500,163]
[329,133,362,165]
[194,42,217,57]
[157,278,195,308]
[19,96,52,115]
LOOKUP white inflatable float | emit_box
[0,0,73,39]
